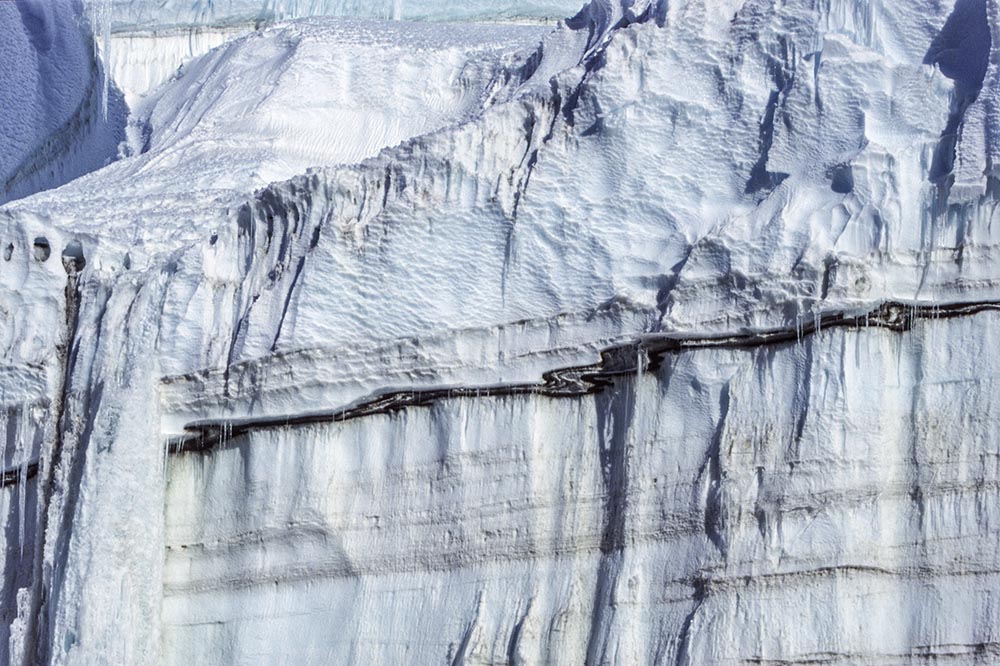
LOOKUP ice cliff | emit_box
[2,0,1000,663]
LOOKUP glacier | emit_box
[2,0,1000,663]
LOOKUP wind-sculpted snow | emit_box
[2,0,1000,663]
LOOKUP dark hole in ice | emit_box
[829,164,854,194]
[123,253,132,270]
[32,237,50,262]
[61,240,86,273]
[3,244,12,261]
[210,232,218,245]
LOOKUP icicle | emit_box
[17,411,27,557]
[0,410,7,475]
[85,0,112,120]
[634,346,644,417]
[392,0,404,20]
[0,409,8,553]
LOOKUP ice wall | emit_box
[162,313,1000,664]
[1,0,999,663]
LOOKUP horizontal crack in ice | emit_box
[166,298,1000,455]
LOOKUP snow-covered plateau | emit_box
[2,0,1000,663]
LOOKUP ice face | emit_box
[2,0,1000,663]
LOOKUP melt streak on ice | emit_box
[1,0,1000,663]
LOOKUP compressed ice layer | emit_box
[108,26,252,106]
[102,0,586,103]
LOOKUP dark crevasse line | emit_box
[698,382,730,558]
[168,298,1000,455]
[583,377,636,666]
[0,462,38,666]
[673,576,708,666]
[448,591,483,666]
[22,250,102,666]
[745,36,795,197]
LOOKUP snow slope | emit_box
[2,0,1000,663]
[102,0,586,103]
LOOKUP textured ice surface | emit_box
[163,314,1000,664]
[2,0,1000,663]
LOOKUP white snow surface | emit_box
[2,0,1000,663]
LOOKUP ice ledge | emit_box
[170,296,1000,453]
